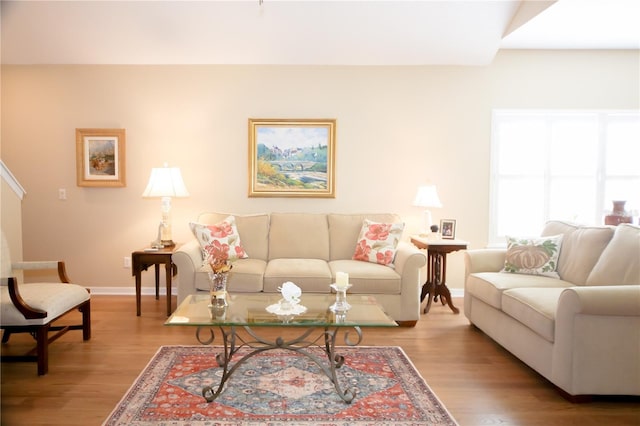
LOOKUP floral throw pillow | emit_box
[502,235,563,278]
[352,219,405,267]
[189,215,248,266]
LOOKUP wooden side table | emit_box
[410,236,468,314]
[132,246,179,316]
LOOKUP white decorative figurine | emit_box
[279,281,302,305]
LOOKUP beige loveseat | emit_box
[464,221,640,400]
[173,212,427,326]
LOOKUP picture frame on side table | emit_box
[76,128,126,187]
[440,219,456,239]
[248,118,336,198]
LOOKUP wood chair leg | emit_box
[36,324,50,376]
[81,300,91,341]
[2,329,13,343]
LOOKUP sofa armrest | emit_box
[464,249,506,277]
[172,240,203,305]
[393,242,427,323]
[558,285,640,317]
[552,285,640,395]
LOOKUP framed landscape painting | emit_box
[248,119,336,198]
[76,128,126,187]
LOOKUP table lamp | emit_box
[413,184,442,235]
[142,165,189,248]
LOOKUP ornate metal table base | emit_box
[195,325,363,404]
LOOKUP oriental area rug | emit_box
[103,345,458,426]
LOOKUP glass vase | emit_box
[208,272,228,307]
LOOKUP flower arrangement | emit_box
[208,255,232,274]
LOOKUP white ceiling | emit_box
[1,0,638,66]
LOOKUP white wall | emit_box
[1,50,638,292]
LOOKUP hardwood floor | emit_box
[1,295,639,425]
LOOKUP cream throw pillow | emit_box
[352,219,404,267]
[586,224,640,286]
[502,235,563,278]
[189,215,248,265]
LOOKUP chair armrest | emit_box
[1,277,47,319]
[12,260,70,283]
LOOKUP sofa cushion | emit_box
[197,213,270,261]
[502,287,565,343]
[329,260,401,294]
[268,213,330,261]
[189,216,248,265]
[586,223,640,286]
[263,258,332,292]
[194,258,266,293]
[328,214,402,260]
[502,235,563,278]
[353,219,405,266]
[541,220,614,285]
[467,272,572,310]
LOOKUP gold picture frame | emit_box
[248,118,336,198]
[76,128,126,187]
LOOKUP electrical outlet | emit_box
[123,257,132,268]
[58,188,67,200]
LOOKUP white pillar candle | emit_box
[336,272,349,288]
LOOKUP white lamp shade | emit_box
[413,185,442,208]
[142,167,189,198]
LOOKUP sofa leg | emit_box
[396,320,417,327]
[556,387,593,403]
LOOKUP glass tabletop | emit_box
[165,293,397,328]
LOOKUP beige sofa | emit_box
[173,212,427,326]
[464,221,640,400]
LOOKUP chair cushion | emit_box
[0,283,90,326]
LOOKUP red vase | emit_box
[604,200,633,226]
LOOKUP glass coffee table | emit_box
[165,293,397,403]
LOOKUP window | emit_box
[489,110,640,245]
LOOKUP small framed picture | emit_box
[440,219,456,240]
[76,128,126,187]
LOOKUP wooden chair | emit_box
[1,234,91,375]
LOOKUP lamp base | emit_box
[160,240,175,248]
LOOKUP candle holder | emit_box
[330,283,352,313]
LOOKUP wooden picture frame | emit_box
[440,219,456,239]
[248,118,336,198]
[76,128,126,187]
